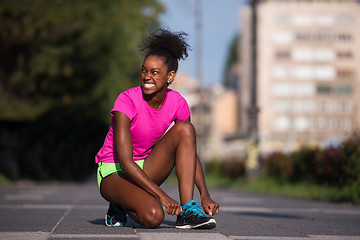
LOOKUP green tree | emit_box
[0,0,164,180]
[223,34,240,88]
[0,0,163,122]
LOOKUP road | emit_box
[0,176,359,240]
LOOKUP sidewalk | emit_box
[0,176,359,240]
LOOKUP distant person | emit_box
[95,29,219,229]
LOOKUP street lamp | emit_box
[246,0,260,179]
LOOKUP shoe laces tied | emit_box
[181,200,207,217]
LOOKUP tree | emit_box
[223,34,240,89]
[0,0,164,180]
[0,0,163,122]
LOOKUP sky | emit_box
[158,0,247,87]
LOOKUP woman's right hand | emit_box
[160,194,182,215]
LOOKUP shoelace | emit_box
[180,203,208,217]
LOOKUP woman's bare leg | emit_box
[100,121,197,228]
[100,173,164,229]
[143,121,197,205]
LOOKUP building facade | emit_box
[240,0,360,153]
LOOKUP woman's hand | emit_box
[160,194,182,215]
[201,195,219,216]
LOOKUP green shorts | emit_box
[97,160,144,191]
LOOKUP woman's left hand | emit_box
[201,196,219,216]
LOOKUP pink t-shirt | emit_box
[95,86,191,163]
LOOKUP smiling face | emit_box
[141,55,175,97]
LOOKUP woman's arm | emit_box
[113,111,181,215]
[185,118,219,215]
[194,155,219,215]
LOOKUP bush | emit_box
[205,156,246,180]
[312,147,346,186]
[0,104,108,181]
[261,135,360,186]
[291,147,318,183]
[341,135,360,185]
[261,152,293,182]
[259,134,360,203]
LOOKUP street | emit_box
[0,176,359,240]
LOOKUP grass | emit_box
[165,172,360,205]
[208,174,360,205]
[0,174,10,186]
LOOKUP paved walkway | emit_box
[0,176,359,240]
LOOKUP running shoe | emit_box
[105,203,127,227]
[176,200,216,229]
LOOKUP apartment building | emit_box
[240,0,360,153]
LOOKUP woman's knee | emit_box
[174,121,196,140]
[138,204,164,229]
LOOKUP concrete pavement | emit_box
[0,176,359,240]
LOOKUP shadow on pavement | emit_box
[88,218,176,228]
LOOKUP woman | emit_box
[95,29,219,229]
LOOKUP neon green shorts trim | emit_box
[97,160,144,191]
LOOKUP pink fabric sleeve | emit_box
[175,95,191,122]
[111,92,137,120]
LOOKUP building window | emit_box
[295,32,353,43]
[274,101,317,113]
[316,85,353,95]
[295,117,310,131]
[317,117,327,129]
[316,33,332,42]
[316,49,335,62]
[316,15,335,26]
[273,66,290,80]
[293,14,313,27]
[338,102,353,113]
[337,51,352,59]
[293,65,312,80]
[317,85,332,94]
[295,83,315,96]
[276,15,291,25]
[274,101,292,113]
[272,83,292,96]
[317,102,327,112]
[337,69,355,79]
[273,83,315,97]
[315,66,336,80]
[292,48,313,62]
[274,116,291,131]
[338,33,353,42]
[273,31,294,45]
[337,85,352,94]
[296,33,311,42]
[338,15,353,25]
[276,51,290,59]
[277,14,351,26]
[291,48,335,62]
[338,118,352,129]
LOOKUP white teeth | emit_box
[144,83,155,88]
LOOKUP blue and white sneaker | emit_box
[105,203,127,227]
[176,200,216,229]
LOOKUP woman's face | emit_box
[141,55,174,96]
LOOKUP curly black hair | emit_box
[140,29,191,73]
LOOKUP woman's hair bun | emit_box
[140,29,190,72]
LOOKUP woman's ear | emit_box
[167,71,176,85]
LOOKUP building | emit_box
[240,0,360,153]
[171,73,244,161]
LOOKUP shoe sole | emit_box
[175,218,216,229]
